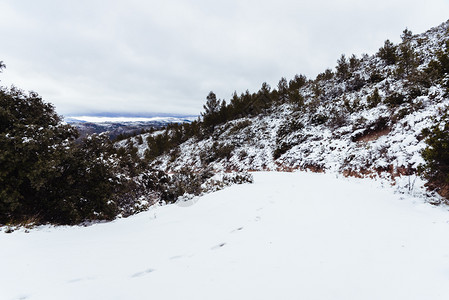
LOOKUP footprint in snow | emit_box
[131,268,155,278]
[231,227,243,233]
[169,255,184,260]
[67,277,95,284]
[211,243,226,250]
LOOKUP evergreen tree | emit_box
[202,91,221,131]
[0,67,147,224]
[397,28,418,78]
[420,112,449,199]
[378,40,397,65]
[277,77,288,103]
[349,54,360,72]
[401,28,413,43]
[367,88,381,108]
[315,69,334,81]
[336,54,350,81]
[256,82,272,111]
[289,74,307,89]
[203,91,220,116]
[398,43,417,78]
[288,89,304,108]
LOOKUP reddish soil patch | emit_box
[353,127,391,143]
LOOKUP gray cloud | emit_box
[1,0,448,116]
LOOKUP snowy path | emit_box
[2,172,449,300]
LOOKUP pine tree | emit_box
[378,40,397,65]
[367,88,381,108]
[420,111,449,199]
[256,82,272,111]
[336,54,350,81]
[277,77,288,103]
[203,91,220,116]
[397,29,418,79]
[202,91,221,131]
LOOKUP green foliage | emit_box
[336,54,350,81]
[396,31,418,79]
[439,40,449,74]
[254,82,273,112]
[144,121,201,161]
[327,108,348,129]
[288,89,304,108]
[141,168,252,204]
[277,77,289,103]
[312,84,323,98]
[401,28,413,43]
[378,40,397,65]
[289,74,308,89]
[367,88,382,108]
[346,74,366,92]
[228,90,259,119]
[420,112,449,198]
[145,131,171,161]
[310,113,329,126]
[273,142,293,159]
[274,117,306,159]
[173,168,209,196]
[424,40,449,88]
[277,118,304,140]
[0,87,144,224]
[201,91,222,131]
[343,97,362,114]
[384,92,406,107]
[199,142,235,165]
[349,54,361,72]
[369,71,384,83]
[228,120,252,135]
[315,69,334,81]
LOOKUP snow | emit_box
[129,21,449,198]
[2,172,449,300]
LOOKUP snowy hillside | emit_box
[122,20,449,202]
[2,172,449,300]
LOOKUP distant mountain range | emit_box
[65,115,198,139]
[65,115,198,123]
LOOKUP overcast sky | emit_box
[1,0,448,117]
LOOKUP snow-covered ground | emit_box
[2,172,449,300]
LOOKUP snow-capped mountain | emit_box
[65,115,197,139]
[65,115,197,124]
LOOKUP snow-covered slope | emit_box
[2,172,449,300]
[124,20,449,202]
